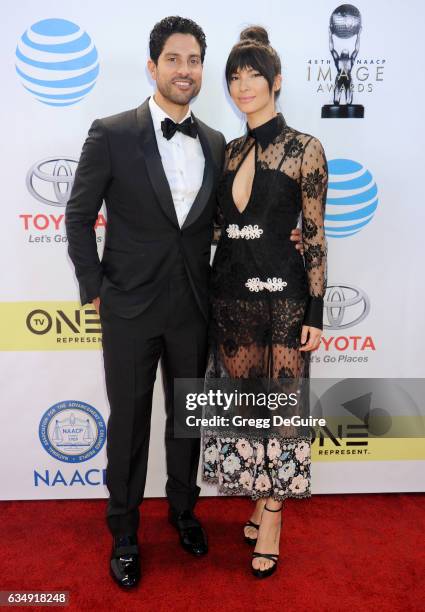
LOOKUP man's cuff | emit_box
[78,271,103,307]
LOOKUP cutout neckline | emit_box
[231,141,256,215]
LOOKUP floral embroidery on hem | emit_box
[202,435,312,501]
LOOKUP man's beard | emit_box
[157,77,201,106]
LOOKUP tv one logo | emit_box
[26,157,78,207]
[26,307,101,342]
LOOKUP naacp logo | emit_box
[324,284,370,329]
[15,18,99,106]
[27,157,78,207]
[306,3,386,110]
[325,159,378,238]
[39,400,106,463]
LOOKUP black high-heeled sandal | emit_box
[251,504,282,579]
[243,520,260,545]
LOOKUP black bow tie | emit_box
[161,116,198,140]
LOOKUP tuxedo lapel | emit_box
[181,113,215,230]
[136,100,215,230]
[136,99,179,227]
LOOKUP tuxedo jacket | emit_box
[65,97,226,319]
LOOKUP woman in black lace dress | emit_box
[202,26,328,577]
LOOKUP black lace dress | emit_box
[202,113,328,501]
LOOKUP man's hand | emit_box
[290,227,304,255]
[299,325,322,351]
[92,297,100,315]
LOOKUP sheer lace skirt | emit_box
[202,296,312,501]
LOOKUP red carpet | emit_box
[0,494,424,611]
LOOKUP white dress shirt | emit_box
[148,95,205,228]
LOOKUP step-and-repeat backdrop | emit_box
[1,0,424,499]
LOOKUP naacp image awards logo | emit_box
[306,3,386,116]
[15,18,99,106]
[39,400,106,463]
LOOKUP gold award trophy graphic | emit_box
[322,4,364,118]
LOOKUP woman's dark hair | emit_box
[149,16,207,64]
[225,26,281,98]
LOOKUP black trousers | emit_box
[100,258,208,536]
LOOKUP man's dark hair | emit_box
[149,16,207,64]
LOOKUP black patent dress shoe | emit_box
[110,534,140,589]
[168,509,208,556]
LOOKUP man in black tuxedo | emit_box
[66,16,224,588]
[66,16,302,588]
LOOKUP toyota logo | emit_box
[324,284,370,329]
[26,157,78,207]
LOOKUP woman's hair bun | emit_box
[239,25,270,46]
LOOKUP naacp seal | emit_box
[39,400,106,463]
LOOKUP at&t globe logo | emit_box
[325,159,378,238]
[15,18,99,106]
[39,400,106,463]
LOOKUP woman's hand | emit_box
[299,325,322,351]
